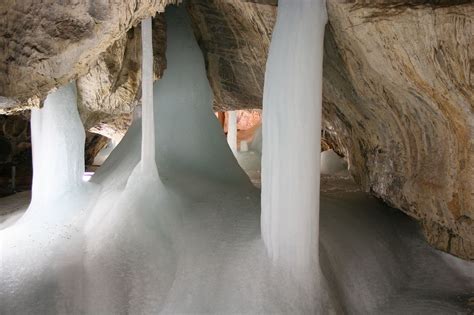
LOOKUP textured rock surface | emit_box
[77,15,167,136]
[322,1,474,260]
[0,0,177,114]
[84,132,109,167]
[187,0,276,110]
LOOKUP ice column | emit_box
[227,111,238,153]
[261,0,327,279]
[30,83,85,204]
[140,17,156,172]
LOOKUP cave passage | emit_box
[0,2,473,315]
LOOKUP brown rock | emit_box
[77,14,167,136]
[187,0,276,111]
[322,1,474,259]
[0,0,178,114]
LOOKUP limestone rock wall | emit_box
[77,15,167,137]
[0,0,177,113]
[323,1,474,260]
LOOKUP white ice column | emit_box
[261,0,327,279]
[227,111,238,153]
[30,83,85,204]
[140,17,156,172]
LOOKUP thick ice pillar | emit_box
[261,0,327,279]
[30,83,85,204]
[227,111,238,153]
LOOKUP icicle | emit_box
[140,17,156,172]
[261,0,328,281]
[227,111,238,153]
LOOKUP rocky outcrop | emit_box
[0,0,177,114]
[322,1,474,260]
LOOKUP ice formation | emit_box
[227,111,238,153]
[261,0,327,289]
[250,125,262,154]
[1,3,473,315]
[140,17,157,174]
[29,84,88,207]
[321,149,347,175]
[0,83,98,314]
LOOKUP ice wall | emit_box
[261,0,327,282]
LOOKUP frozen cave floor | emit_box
[1,171,473,313]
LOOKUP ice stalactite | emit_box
[261,0,327,284]
[140,17,157,174]
[227,111,238,153]
[120,16,160,186]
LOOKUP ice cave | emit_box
[0,0,473,314]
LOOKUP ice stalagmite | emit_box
[227,111,238,153]
[261,0,327,282]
